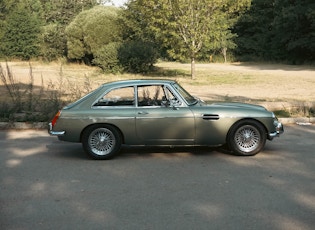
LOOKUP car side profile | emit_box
[49,80,284,160]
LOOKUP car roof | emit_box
[102,79,176,88]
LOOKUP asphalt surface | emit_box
[1,125,315,230]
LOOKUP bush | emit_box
[65,6,122,63]
[118,40,158,73]
[40,24,66,61]
[93,42,123,73]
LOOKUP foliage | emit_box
[234,0,315,63]
[118,3,163,73]
[124,0,250,78]
[1,0,314,67]
[0,0,43,60]
[93,42,124,73]
[0,1,112,61]
[40,24,67,61]
[40,0,99,25]
[272,0,315,63]
[118,40,159,73]
[0,0,14,52]
[65,6,122,64]
[39,0,99,61]
[119,0,160,44]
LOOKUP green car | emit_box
[49,80,283,160]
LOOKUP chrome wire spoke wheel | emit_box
[82,125,122,160]
[234,125,261,153]
[88,128,116,156]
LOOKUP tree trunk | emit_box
[222,47,227,63]
[191,56,196,79]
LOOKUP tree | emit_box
[40,0,100,25]
[125,0,250,79]
[65,6,122,64]
[0,0,43,59]
[0,0,13,56]
[40,23,67,61]
[234,0,315,63]
[272,0,315,63]
[203,12,239,63]
[119,0,162,72]
[234,0,275,61]
[119,0,159,43]
[39,0,100,60]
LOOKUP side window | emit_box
[137,85,167,106]
[93,86,135,107]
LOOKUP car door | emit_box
[135,84,195,145]
[92,86,138,144]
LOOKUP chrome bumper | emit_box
[268,121,284,139]
[48,122,65,136]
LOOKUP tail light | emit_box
[51,110,61,127]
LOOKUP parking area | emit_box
[1,125,315,230]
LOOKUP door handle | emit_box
[138,111,149,115]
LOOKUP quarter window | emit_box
[93,86,135,107]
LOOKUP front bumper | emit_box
[268,120,284,139]
[48,122,65,136]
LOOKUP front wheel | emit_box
[227,120,266,156]
[82,125,122,160]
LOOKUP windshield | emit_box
[172,83,198,105]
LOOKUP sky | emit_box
[109,0,128,7]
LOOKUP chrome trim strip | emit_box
[48,123,65,136]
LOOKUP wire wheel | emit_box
[234,125,261,153]
[89,128,116,156]
[82,125,122,160]
[228,120,266,156]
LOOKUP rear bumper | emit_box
[48,122,65,136]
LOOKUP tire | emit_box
[82,125,122,160]
[227,120,266,156]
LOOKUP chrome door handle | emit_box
[138,111,149,115]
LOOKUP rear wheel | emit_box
[82,125,122,160]
[227,120,266,156]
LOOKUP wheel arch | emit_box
[80,123,125,144]
[226,118,268,142]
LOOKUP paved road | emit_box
[1,125,315,230]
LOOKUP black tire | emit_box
[82,125,122,160]
[227,120,266,156]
